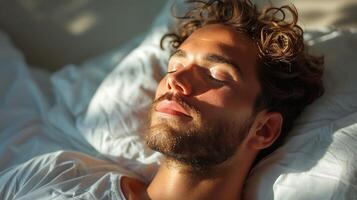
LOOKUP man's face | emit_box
[146,24,261,170]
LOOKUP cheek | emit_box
[155,78,167,99]
[198,87,242,108]
[196,87,254,118]
[200,89,232,108]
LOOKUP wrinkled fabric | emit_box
[0,151,135,200]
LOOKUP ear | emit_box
[246,110,283,150]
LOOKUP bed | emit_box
[0,0,357,199]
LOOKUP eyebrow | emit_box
[170,49,187,59]
[170,49,244,80]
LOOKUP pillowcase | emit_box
[243,29,357,199]
[76,1,174,181]
[77,0,357,198]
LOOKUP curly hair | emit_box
[160,0,324,162]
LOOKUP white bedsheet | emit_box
[0,151,136,200]
[0,29,143,175]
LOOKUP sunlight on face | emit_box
[145,24,261,170]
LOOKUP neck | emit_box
[146,156,250,200]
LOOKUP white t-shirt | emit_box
[0,151,141,200]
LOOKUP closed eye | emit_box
[209,68,233,83]
[167,62,184,73]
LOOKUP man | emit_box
[0,0,323,199]
[137,0,323,199]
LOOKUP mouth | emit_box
[155,100,191,118]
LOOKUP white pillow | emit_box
[76,1,174,181]
[77,1,357,198]
[243,29,357,199]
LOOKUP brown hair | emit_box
[160,0,324,162]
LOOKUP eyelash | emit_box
[167,63,182,74]
[167,70,176,74]
[207,72,228,84]
[167,65,230,84]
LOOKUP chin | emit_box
[145,120,239,171]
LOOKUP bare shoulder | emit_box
[120,176,149,200]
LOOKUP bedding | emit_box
[0,30,135,171]
[1,0,357,199]
[0,151,137,200]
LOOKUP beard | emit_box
[145,93,254,171]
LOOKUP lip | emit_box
[155,100,191,117]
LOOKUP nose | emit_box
[166,68,193,96]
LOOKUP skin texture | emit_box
[121,24,283,200]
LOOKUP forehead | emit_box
[187,24,251,47]
[179,24,258,62]
[178,24,260,84]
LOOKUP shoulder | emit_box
[120,176,149,200]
